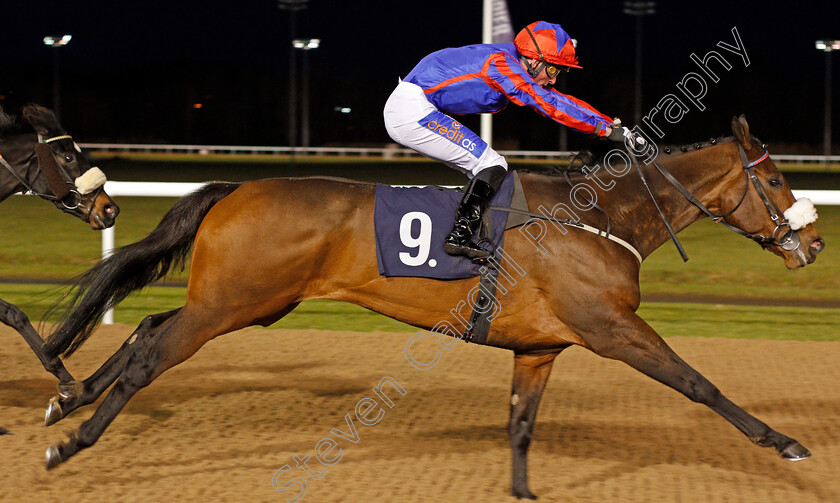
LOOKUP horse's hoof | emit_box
[512,488,538,500]
[45,445,63,470]
[58,380,83,400]
[45,397,64,427]
[0,427,11,436]
[780,442,812,461]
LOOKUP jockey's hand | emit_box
[608,126,646,147]
[606,126,624,142]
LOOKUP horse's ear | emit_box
[730,114,752,149]
[0,105,15,131]
[22,104,65,137]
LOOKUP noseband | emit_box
[638,142,802,261]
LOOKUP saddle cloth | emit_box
[374,172,522,279]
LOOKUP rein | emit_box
[491,141,796,266]
[0,153,58,201]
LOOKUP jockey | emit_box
[384,20,627,260]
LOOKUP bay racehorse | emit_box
[0,104,119,386]
[41,117,823,499]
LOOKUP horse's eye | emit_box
[769,178,781,187]
[64,155,74,162]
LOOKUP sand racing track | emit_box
[1,324,838,502]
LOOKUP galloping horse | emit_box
[0,104,119,385]
[42,117,823,499]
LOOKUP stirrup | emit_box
[443,240,493,260]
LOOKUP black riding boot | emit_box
[443,165,507,260]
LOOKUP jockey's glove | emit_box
[608,125,647,147]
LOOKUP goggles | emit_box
[543,62,570,78]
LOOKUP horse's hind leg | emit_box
[45,304,239,469]
[1,298,75,383]
[44,298,301,427]
[584,310,810,460]
[45,308,180,426]
[509,349,563,500]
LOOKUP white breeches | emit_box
[383,80,507,178]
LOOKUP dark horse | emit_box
[41,117,823,499]
[0,104,119,385]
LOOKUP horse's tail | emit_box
[44,181,241,359]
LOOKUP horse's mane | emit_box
[659,135,740,157]
[519,135,745,176]
[0,106,23,139]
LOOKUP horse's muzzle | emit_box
[91,200,119,230]
[86,190,120,230]
[809,237,825,261]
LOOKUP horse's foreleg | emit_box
[0,298,74,383]
[509,349,563,500]
[44,308,180,426]
[585,311,810,460]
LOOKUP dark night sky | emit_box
[1,1,837,151]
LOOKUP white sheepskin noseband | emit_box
[74,167,107,195]
[783,198,818,230]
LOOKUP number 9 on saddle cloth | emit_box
[374,173,520,280]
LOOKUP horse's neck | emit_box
[613,142,739,259]
[524,142,738,261]
[0,135,35,199]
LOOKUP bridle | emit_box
[639,142,801,262]
[0,134,101,222]
[493,141,802,265]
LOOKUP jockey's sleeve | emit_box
[484,52,613,136]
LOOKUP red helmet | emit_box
[514,21,581,69]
